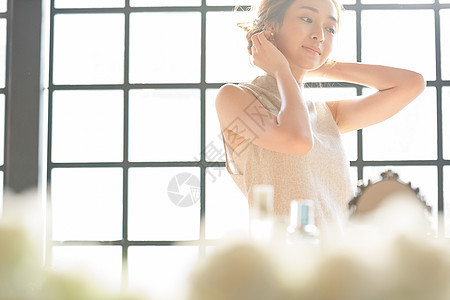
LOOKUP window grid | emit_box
[0,2,9,210]
[46,0,450,290]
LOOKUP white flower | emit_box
[187,238,283,300]
[381,234,450,300]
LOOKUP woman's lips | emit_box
[302,45,321,56]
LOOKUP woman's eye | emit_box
[326,27,336,34]
[299,17,312,23]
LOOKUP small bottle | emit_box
[249,184,274,243]
[286,199,320,247]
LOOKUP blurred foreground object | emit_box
[0,190,149,300]
[188,171,448,300]
[286,199,320,247]
[249,184,275,243]
[187,238,284,300]
[0,221,149,300]
[188,199,450,300]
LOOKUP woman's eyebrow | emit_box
[297,6,337,23]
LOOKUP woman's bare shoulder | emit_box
[215,83,312,156]
[216,83,254,102]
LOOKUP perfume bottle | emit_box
[249,184,274,243]
[286,199,320,247]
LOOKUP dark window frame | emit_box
[3,0,42,203]
[0,4,8,188]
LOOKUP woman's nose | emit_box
[311,28,324,42]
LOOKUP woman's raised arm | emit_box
[314,62,426,133]
[216,32,315,156]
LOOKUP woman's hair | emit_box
[239,0,342,55]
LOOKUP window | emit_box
[0,0,7,216]
[41,0,450,298]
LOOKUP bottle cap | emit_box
[300,200,315,226]
[290,199,315,228]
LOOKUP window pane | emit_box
[206,89,225,163]
[302,87,358,161]
[207,0,254,5]
[363,87,437,160]
[363,166,438,233]
[350,166,358,195]
[54,0,124,8]
[341,131,358,162]
[52,246,122,292]
[0,19,6,88]
[53,14,124,84]
[206,11,263,83]
[362,0,433,3]
[52,90,124,163]
[444,87,450,159]
[205,167,249,239]
[51,168,123,241]
[0,94,4,165]
[0,0,5,12]
[362,10,435,80]
[129,89,200,162]
[445,166,450,237]
[131,0,200,6]
[130,12,201,84]
[441,9,450,80]
[207,0,355,4]
[128,246,198,300]
[128,167,201,241]
[330,10,357,62]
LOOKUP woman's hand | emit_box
[250,31,290,78]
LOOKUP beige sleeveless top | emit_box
[221,75,354,230]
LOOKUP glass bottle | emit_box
[249,184,274,243]
[286,199,320,247]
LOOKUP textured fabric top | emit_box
[221,74,354,232]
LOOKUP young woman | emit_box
[215,0,425,231]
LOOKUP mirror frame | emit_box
[348,169,432,216]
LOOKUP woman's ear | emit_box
[263,22,278,35]
[263,22,279,44]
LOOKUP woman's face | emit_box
[274,0,338,72]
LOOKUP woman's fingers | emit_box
[251,33,261,47]
[256,31,268,46]
[251,31,268,56]
[263,29,276,46]
[257,30,277,50]
[252,31,269,50]
[252,32,268,55]
[251,31,286,75]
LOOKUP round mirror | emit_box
[348,170,431,216]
